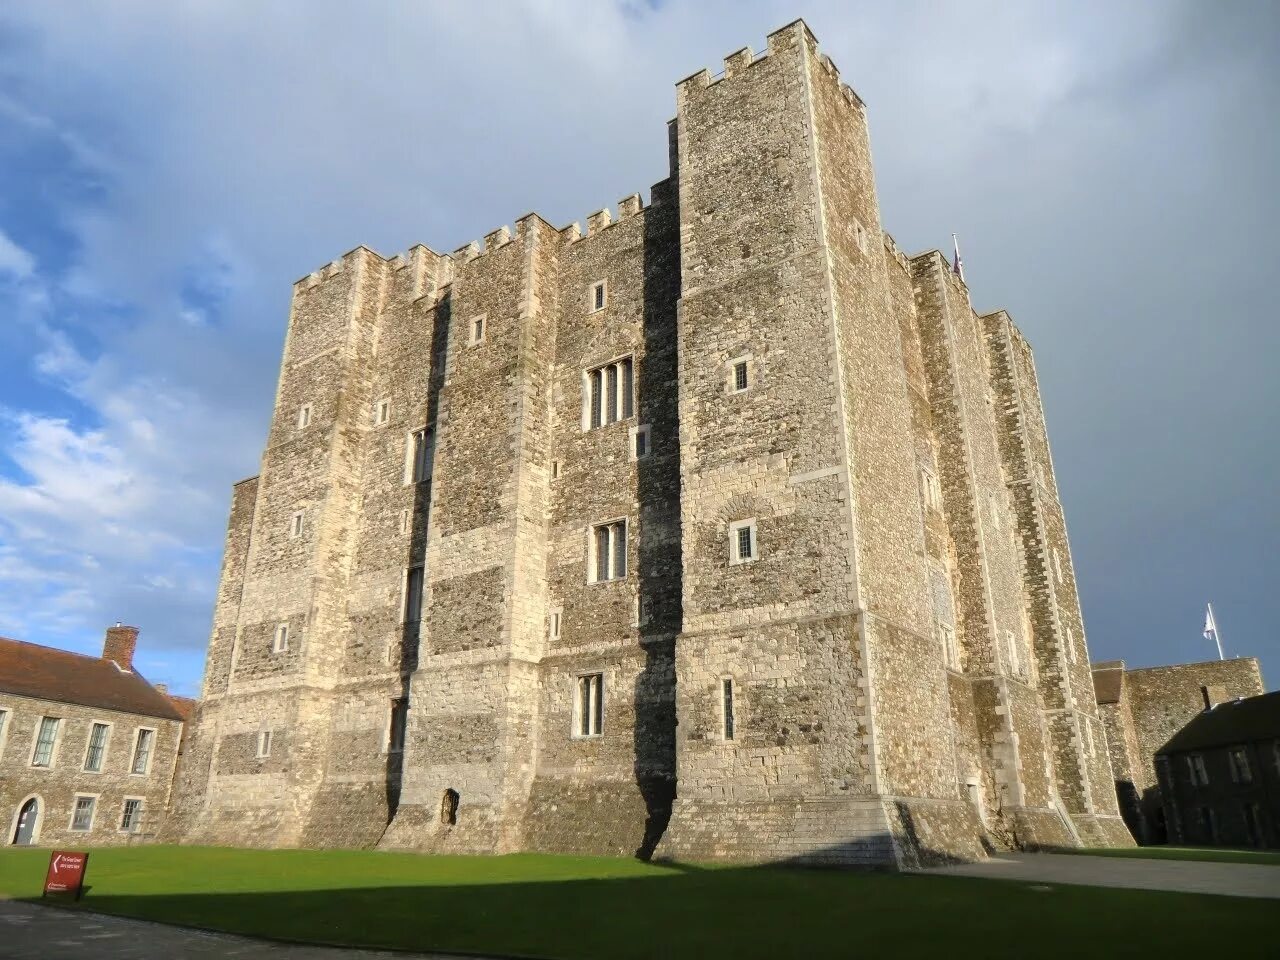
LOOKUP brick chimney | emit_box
[103,623,139,672]
[1201,684,1228,710]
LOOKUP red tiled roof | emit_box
[166,694,197,721]
[0,636,186,721]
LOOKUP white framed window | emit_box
[630,424,651,460]
[406,427,435,484]
[130,728,155,775]
[573,672,604,737]
[289,510,304,539]
[468,313,486,346]
[120,797,144,833]
[83,722,110,773]
[729,518,758,565]
[550,607,562,640]
[721,677,736,741]
[272,623,290,654]
[588,280,607,313]
[1004,629,1024,678]
[69,794,97,832]
[388,698,408,754]
[404,566,425,624]
[940,622,959,670]
[588,519,627,583]
[375,398,391,425]
[256,730,272,759]
[31,716,60,768]
[728,356,752,393]
[584,356,635,430]
[297,403,313,429]
[0,707,9,758]
[921,468,943,512]
[1229,747,1253,784]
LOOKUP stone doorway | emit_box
[12,798,39,845]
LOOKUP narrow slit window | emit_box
[550,608,562,639]
[409,427,434,483]
[376,399,391,425]
[273,623,289,653]
[940,622,959,670]
[297,404,313,429]
[289,511,304,539]
[405,566,424,624]
[257,730,272,759]
[631,424,650,460]
[621,358,634,419]
[575,673,604,737]
[606,364,619,424]
[389,698,408,753]
[590,281,607,313]
[468,314,486,345]
[721,678,735,741]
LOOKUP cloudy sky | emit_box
[0,1,1275,696]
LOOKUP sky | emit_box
[0,1,1275,697]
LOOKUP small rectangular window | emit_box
[1064,625,1076,664]
[589,281,607,313]
[575,673,604,737]
[70,796,95,832]
[940,622,959,670]
[921,468,943,512]
[84,722,109,772]
[375,399,391,425]
[405,566,424,623]
[399,509,410,535]
[721,677,735,741]
[1053,548,1065,584]
[289,511,304,539]
[732,360,749,392]
[120,798,143,833]
[1230,748,1252,784]
[631,424,650,460]
[409,427,434,483]
[589,520,627,582]
[551,460,561,480]
[469,314,486,345]
[550,608,562,639]
[257,730,272,759]
[273,623,290,654]
[729,519,757,565]
[389,698,408,753]
[297,404,313,429]
[131,728,154,775]
[32,716,59,767]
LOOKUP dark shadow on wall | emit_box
[386,290,452,826]
[631,175,683,860]
[15,842,1278,960]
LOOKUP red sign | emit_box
[43,850,89,900]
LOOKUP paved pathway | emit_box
[918,851,1280,899]
[0,898,502,960]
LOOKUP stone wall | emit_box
[2,693,182,846]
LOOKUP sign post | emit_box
[43,851,89,901]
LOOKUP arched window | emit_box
[441,788,459,826]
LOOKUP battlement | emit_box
[558,191,647,245]
[676,19,863,110]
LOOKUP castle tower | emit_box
[171,19,1132,865]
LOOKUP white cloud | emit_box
[0,228,35,279]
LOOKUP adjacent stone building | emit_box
[168,19,1133,866]
[1155,690,1279,848]
[1,626,191,847]
[1093,656,1265,843]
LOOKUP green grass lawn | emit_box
[1,846,1275,959]
[1070,846,1280,866]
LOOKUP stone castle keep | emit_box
[166,20,1134,866]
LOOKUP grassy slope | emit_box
[1072,847,1280,866]
[1,846,1276,959]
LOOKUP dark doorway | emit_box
[12,798,38,845]
[441,789,459,826]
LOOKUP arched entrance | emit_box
[12,798,39,845]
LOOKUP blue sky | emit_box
[0,1,1275,696]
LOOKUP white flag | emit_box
[1203,604,1217,640]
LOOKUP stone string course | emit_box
[166,19,1135,865]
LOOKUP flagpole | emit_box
[1208,602,1224,660]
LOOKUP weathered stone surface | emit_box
[169,18,1137,867]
